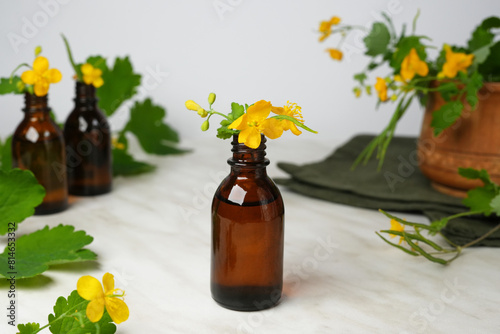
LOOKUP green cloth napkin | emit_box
[276,135,500,247]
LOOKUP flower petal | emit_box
[93,77,104,88]
[33,56,49,74]
[228,114,246,130]
[77,275,104,301]
[21,70,37,85]
[261,118,284,139]
[44,68,62,83]
[81,63,93,76]
[86,297,105,323]
[102,273,115,294]
[105,297,130,324]
[244,128,262,149]
[246,100,271,122]
[34,81,49,97]
[271,106,284,115]
[289,123,302,136]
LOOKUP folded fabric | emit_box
[276,135,500,247]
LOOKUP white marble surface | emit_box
[2,137,500,334]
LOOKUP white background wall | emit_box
[1,0,499,145]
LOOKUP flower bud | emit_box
[197,108,208,118]
[208,92,216,105]
[34,46,42,56]
[16,81,25,93]
[365,86,372,95]
[201,120,210,131]
[185,100,201,111]
[391,94,398,101]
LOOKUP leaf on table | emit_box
[0,168,45,235]
[363,22,391,57]
[0,225,97,279]
[125,98,187,155]
[430,100,463,136]
[112,148,156,176]
[96,56,141,116]
[217,102,244,140]
[49,290,116,334]
[0,76,23,95]
[17,322,41,334]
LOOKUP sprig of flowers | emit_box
[3,46,62,97]
[62,34,104,88]
[185,93,317,148]
[16,273,128,334]
[318,12,500,169]
[377,168,500,265]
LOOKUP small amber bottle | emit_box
[63,82,112,196]
[12,93,68,214]
[211,135,285,311]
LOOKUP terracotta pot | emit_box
[417,82,500,197]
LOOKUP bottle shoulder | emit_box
[215,172,283,206]
[13,116,63,142]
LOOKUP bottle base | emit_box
[34,200,69,215]
[211,283,282,311]
[68,184,112,196]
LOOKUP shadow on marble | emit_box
[0,275,53,289]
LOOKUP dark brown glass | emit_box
[12,93,68,214]
[63,82,112,196]
[211,135,285,311]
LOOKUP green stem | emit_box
[9,63,30,82]
[270,115,317,133]
[210,110,231,120]
[61,34,81,81]
[461,222,500,249]
[444,210,482,221]
[32,300,88,334]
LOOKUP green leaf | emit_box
[431,100,463,136]
[462,186,496,216]
[458,167,494,186]
[490,194,500,216]
[480,16,500,30]
[86,55,108,73]
[216,102,245,140]
[363,22,391,56]
[125,98,186,155]
[437,82,460,102]
[96,56,141,116]
[0,76,23,95]
[354,72,367,85]
[467,26,494,52]
[390,36,427,72]
[465,71,483,108]
[17,322,41,334]
[0,168,45,235]
[112,148,156,176]
[0,225,97,279]
[478,41,500,81]
[0,136,11,171]
[49,290,116,334]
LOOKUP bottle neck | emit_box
[228,134,269,175]
[74,81,98,109]
[23,92,50,118]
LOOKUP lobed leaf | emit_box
[431,100,463,136]
[0,225,96,278]
[112,148,156,176]
[363,22,391,56]
[0,76,23,95]
[0,168,45,235]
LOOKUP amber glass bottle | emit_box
[63,82,112,196]
[12,93,68,214]
[211,135,285,311]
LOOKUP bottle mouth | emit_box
[228,134,270,167]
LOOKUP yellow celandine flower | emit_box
[271,101,304,136]
[374,77,388,102]
[77,273,129,324]
[81,63,104,88]
[400,48,428,81]
[389,218,405,245]
[20,56,62,97]
[326,48,343,61]
[438,44,474,79]
[228,100,284,149]
[318,16,341,42]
